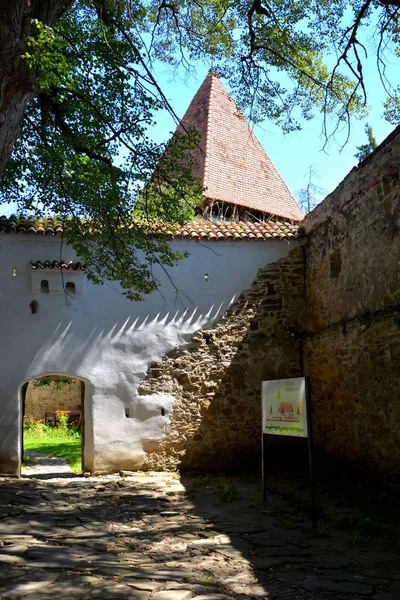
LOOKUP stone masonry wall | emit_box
[25,380,83,421]
[302,126,400,479]
[139,127,400,478]
[305,309,399,475]
[139,247,306,472]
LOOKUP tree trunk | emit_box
[0,0,71,178]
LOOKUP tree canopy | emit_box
[355,123,378,162]
[0,0,399,299]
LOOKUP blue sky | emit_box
[2,42,397,216]
[148,54,397,208]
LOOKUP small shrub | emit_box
[217,482,239,503]
[24,416,47,435]
[349,527,362,547]
[24,413,80,440]
[313,524,330,538]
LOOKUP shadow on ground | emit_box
[0,458,399,600]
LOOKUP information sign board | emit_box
[262,377,308,438]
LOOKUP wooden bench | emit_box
[44,412,59,427]
[67,407,81,427]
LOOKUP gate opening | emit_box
[22,375,85,474]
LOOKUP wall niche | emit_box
[30,261,85,295]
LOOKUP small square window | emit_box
[41,280,49,294]
[65,282,76,294]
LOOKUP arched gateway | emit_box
[0,73,303,477]
[20,374,90,475]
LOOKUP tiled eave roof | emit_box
[0,215,299,241]
[31,261,85,271]
[156,220,299,240]
[0,215,63,234]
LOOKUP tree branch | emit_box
[38,92,113,166]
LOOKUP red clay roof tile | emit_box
[0,214,299,241]
[162,219,299,240]
[179,73,304,221]
[30,261,85,271]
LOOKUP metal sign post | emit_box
[261,376,317,528]
[261,427,267,504]
[305,376,317,528]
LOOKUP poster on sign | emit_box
[261,377,308,438]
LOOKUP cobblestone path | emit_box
[0,455,398,599]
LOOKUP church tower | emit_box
[177,72,304,222]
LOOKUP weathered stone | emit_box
[190,596,232,600]
[251,556,311,570]
[274,571,305,583]
[315,555,354,569]
[0,554,24,564]
[302,138,400,476]
[0,544,28,555]
[23,577,93,600]
[139,248,305,472]
[0,470,398,600]
[373,593,399,600]
[137,569,194,581]
[151,591,192,600]
[0,573,56,598]
[304,578,374,595]
[125,580,164,592]
[91,583,149,598]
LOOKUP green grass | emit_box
[24,416,82,473]
[24,437,82,473]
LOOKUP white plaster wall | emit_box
[0,233,299,474]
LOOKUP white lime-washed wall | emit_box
[0,233,298,475]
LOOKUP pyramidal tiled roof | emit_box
[179,73,304,221]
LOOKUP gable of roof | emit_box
[0,214,299,241]
[179,73,304,222]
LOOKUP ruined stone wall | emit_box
[137,129,400,477]
[139,247,306,472]
[303,126,400,479]
[25,380,83,421]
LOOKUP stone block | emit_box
[152,591,192,600]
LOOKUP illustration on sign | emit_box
[262,377,308,437]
